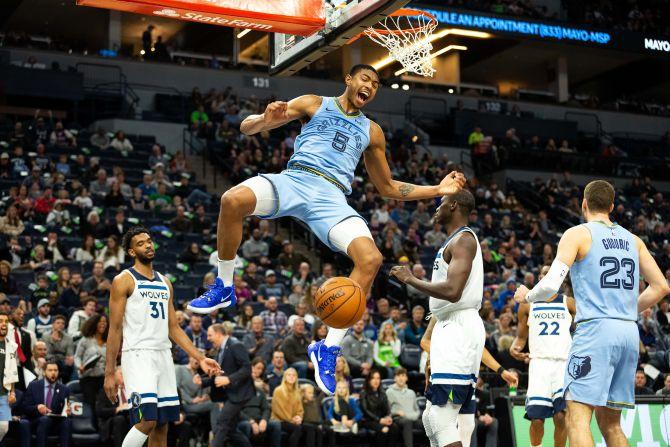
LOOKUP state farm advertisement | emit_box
[77,0,325,36]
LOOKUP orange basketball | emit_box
[313,277,365,329]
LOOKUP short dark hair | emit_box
[395,367,408,377]
[584,180,614,213]
[349,64,379,80]
[449,188,475,216]
[82,297,97,307]
[53,314,67,324]
[122,226,151,255]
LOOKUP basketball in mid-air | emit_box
[313,277,365,329]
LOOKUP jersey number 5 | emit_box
[149,301,166,319]
[332,131,349,152]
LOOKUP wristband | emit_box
[496,366,505,375]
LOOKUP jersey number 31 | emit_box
[149,301,166,319]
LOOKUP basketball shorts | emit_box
[426,309,485,408]
[563,318,638,410]
[242,170,372,253]
[525,358,566,419]
[122,349,180,424]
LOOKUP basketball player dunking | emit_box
[514,181,670,447]
[186,64,465,395]
[510,265,576,447]
[104,227,220,447]
[391,190,485,447]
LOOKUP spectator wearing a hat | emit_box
[257,270,287,303]
[30,275,52,313]
[0,295,11,314]
[26,299,53,340]
[277,241,308,275]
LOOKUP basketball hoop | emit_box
[363,8,437,77]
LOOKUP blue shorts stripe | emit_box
[157,396,180,402]
[430,372,477,380]
[532,306,565,311]
[140,393,158,398]
[528,396,553,403]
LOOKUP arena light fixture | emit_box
[372,27,489,71]
[391,83,399,89]
[393,44,468,76]
[448,88,454,93]
[140,49,146,55]
[237,28,251,38]
[402,84,409,90]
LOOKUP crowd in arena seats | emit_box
[0,80,669,446]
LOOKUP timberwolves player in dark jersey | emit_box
[515,180,670,447]
[187,64,466,395]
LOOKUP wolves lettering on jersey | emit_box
[429,226,484,320]
[122,268,171,351]
[528,295,572,360]
[287,97,370,195]
[570,222,639,323]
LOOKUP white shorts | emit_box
[122,349,179,424]
[525,357,567,419]
[427,309,485,406]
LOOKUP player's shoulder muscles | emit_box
[111,270,133,297]
[556,225,589,266]
[366,121,385,151]
[288,94,322,120]
[444,230,477,263]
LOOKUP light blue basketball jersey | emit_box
[570,221,639,323]
[287,96,371,195]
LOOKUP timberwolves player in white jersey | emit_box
[104,227,220,447]
[511,265,576,447]
[392,190,485,447]
[515,181,670,447]
[421,318,518,447]
[187,64,466,395]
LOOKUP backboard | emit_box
[269,0,409,76]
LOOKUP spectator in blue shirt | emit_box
[493,279,516,314]
[175,315,211,364]
[401,306,426,346]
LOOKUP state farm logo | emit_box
[150,9,272,29]
[153,8,179,17]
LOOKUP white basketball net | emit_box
[364,11,437,77]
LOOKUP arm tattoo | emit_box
[398,183,415,197]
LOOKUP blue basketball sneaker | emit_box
[308,340,340,395]
[187,278,237,314]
